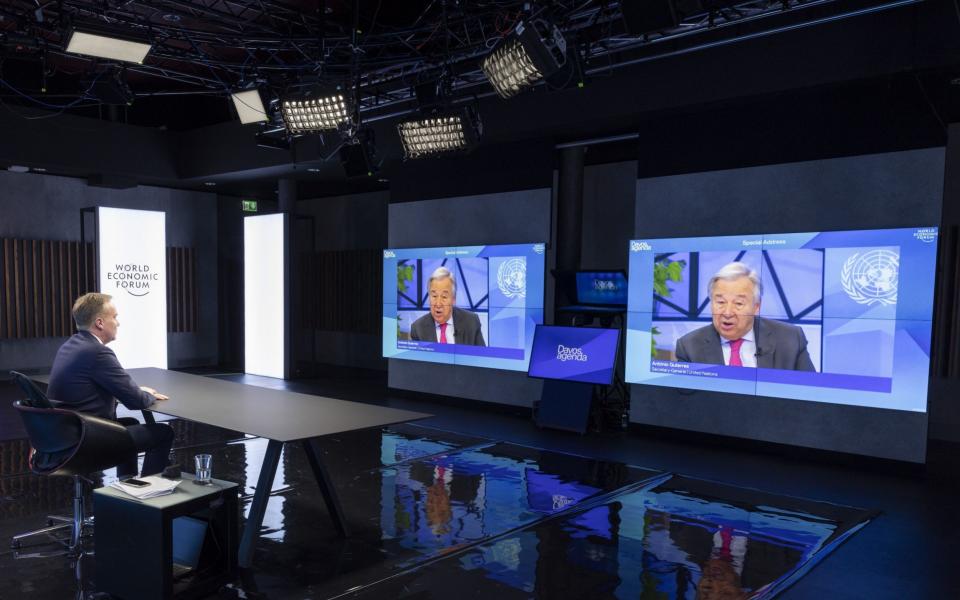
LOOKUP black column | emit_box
[930,124,960,440]
[555,146,585,317]
[216,197,245,370]
[278,178,296,379]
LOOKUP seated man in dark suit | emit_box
[48,292,174,477]
[674,262,816,371]
[409,266,486,346]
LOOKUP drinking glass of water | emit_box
[194,454,213,485]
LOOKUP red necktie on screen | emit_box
[728,338,744,366]
[439,322,448,344]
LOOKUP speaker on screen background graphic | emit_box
[395,257,489,344]
[396,257,489,313]
[652,248,824,327]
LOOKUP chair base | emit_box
[10,475,90,559]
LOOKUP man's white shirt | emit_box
[433,314,455,343]
[720,327,757,367]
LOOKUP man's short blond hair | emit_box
[72,293,113,330]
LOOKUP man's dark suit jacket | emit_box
[47,331,156,420]
[674,316,816,371]
[409,306,486,346]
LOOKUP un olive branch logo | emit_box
[497,258,526,299]
[840,249,899,307]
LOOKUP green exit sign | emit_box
[242,200,258,212]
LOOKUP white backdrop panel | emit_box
[97,207,168,369]
[244,214,285,378]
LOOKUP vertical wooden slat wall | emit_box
[298,248,381,335]
[166,246,198,333]
[0,239,94,338]
[0,239,198,338]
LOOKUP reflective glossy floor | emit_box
[0,372,957,599]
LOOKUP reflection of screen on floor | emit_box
[123,478,150,487]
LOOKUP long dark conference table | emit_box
[36,368,431,568]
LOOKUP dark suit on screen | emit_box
[409,306,486,346]
[674,316,816,371]
[48,331,173,476]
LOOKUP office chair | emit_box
[10,399,135,557]
[10,370,53,409]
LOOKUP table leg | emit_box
[302,438,350,537]
[238,439,282,569]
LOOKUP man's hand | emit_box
[140,386,169,401]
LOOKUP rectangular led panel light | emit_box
[481,21,566,99]
[281,93,351,133]
[66,30,152,64]
[397,108,480,159]
[231,89,268,124]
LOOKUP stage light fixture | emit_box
[254,131,291,151]
[481,21,567,99]
[231,89,268,124]
[85,69,134,105]
[339,129,381,178]
[65,28,152,64]
[280,90,353,133]
[397,107,481,160]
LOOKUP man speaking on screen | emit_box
[674,262,815,371]
[410,266,486,346]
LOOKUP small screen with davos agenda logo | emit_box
[624,227,938,412]
[575,271,628,306]
[527,326,621,385]
[383,243,546,371]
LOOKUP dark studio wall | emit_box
[581,161,638,272]
[294,190,390,372]
[0,172,220,373]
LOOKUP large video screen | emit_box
[625,227,938,411]
[383,243,546,371]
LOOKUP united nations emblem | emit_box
[497,258,526,299]
[841,249,899,306]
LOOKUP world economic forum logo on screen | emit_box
[841,249,899,306]
[913,228,937,243]
[630,241,652,252]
